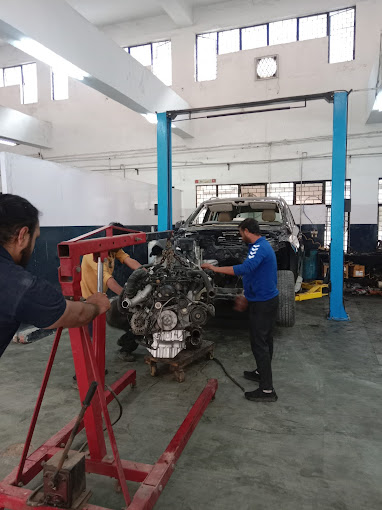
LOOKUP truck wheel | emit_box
[277,270,296,327]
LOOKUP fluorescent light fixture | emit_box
[13,38,89,81]
[0,138,18,146]
[372,90,382,112]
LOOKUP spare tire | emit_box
[277,270,296,327]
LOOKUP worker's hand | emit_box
[234,295,248,312]
[201,263,215,271]
[86,293,111,315]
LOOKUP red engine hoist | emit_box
[0,226,218,510]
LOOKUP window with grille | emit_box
[0,63,37,104]
[196,185,217,206]
[218,29,240,55]
[329,8,355,63]
[324,180,351,205]
[295,182,324,204]
[240,184,267,197]
[125,40,172,86]
[196,183,261,205]
[324,208,350,252]
[268,182,294,205]
[152,41,172,86]
[195,32,217,81]
[299,14,328,41]
[378,179,382,241]
[217,184,239,199]
[242,25,268,50]
[195,7,355,81]
[269,18,297,46]
[324,180,351,252]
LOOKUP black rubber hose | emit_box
[188,270,215,298]
[212,357,245,393]
[123,268,148,299]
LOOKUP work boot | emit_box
[245,388,278,402]
[243,369,260,382]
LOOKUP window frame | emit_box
[125,40,172,85]
[51,70,69,101]
[0,62,37,104]
[328,7,356,63]
[195,7,355,81]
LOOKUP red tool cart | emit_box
[0,226,218,510]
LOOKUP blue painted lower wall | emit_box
[27,225,157,290]
[349,224,378,253]
[28,223,380,290]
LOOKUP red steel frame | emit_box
[0,226,218,510]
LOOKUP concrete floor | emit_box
[0,295,381,510]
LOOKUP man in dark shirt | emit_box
[0,194,110,358]
[202,218,279,402]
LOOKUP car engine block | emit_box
[107,241,215,358]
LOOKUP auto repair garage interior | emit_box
[0,0,382,509]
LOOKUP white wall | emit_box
[0,152,182,226]
[0,0,381,224]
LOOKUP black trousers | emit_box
[248,296,279,390]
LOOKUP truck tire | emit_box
[277,270,296,327]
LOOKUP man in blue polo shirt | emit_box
[201,218,279,402]
[0,194,110,359]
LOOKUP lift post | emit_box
[165,91,349,321]
[157,112,173,231]
[329,91,349,321]
[0,226,218,510]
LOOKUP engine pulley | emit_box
[190,306,208,327]
[157,310,178,331]
[130,312,149,335]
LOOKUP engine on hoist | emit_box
[107,241,215,358]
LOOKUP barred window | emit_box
[217,184,239,198]
[295,182,324,204]
[268,182,294,205]
[329,8,355,63]
[0,63,37,104]
[324,207,350,252]
[51,70,68,101]
[269,18,297,46]
[240,184,267,197]
[195,32,217,81]
[241,25,268,50]
[299,14,327,41]
[218,29,240,55]
[195,7,355,81]
[125,40,172,86]
[324,180,351,252]
[324,180,351,205]
[196,185,217,206]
